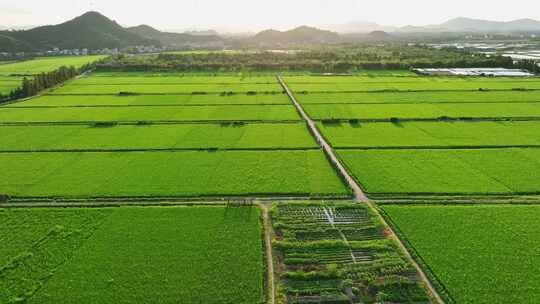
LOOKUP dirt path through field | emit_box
[259,203,275,304]
[278,75,444,304]
[277,76,368,201]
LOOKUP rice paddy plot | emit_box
[12,93,291,107]
[52,83,283,94]
[296,90,540,104]
[284,75,540,84]
[272,202,430,304]
[0,150,348,198]
[338,148,540,195]
[72,75,279,85]
[0,206,264,304]
[0,76,24,95]
[0,104,300,123]
[0,56,107,75]
[381,204,540,304]
[287,79,540,92]
[0,123,317,151]
[317,121,540,148]
[0,85,17,95]
[304,102,540,120]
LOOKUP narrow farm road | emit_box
[277,76,368,201]
[278,76,445,304]
[259,203,275,304]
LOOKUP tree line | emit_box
[95,46,517,73]
[0,63,94,103]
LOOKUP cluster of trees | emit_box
[96,46,516,72]
[515,59,540,74]
[1,63,93,103]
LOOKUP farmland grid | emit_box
[4,71,540,304]
[284,75,540,198]
[0,73,351,199]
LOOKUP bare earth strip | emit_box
[277,76,368,201]
[279,75,445,304]
[260,203,275,304]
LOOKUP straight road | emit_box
[277,75,368,201]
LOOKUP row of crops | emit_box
[271,202,430,304]
[287,74,540,197]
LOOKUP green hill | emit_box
[0,11,159,51]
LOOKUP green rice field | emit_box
[4,63,540,304]
[0,123,317,151]
[0,150,348,198]
[0,72,349,199]
[286,78,540,92]
[72,74,279,84]
[0,104,300,122]
[338,148,540,195]
[0,206,264,304]
[318,121,540,148]
[10,93,291,106]
[305,102,540,120]
[0,76,23,95]
[52,83,283,94]
[285,75,539,84]
[0,56,107,75]
[382,204,540,304]
[296,90,540,104]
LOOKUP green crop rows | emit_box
[0,104,300,122]
[286,77,540,92]
[11,93,291,106]
[304,102,540,120]
[0,56,107,75]
[71,74,279,84]
[0,206,264,304]
[0,72,351,198]
[318,121,540,148]
[53,83,283,94]
[0,76,23,95]
[0,123,317,151]
[272,202,430,304]
[296,90,540,104]
[382,204,540,304]
[338,148,540,195]
[0,150,348,198]
[283,74,540,197]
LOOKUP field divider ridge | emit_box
[333,145,540,150]
[312,117,540,123]
[0,119,304,126]
[0,147,322,154]
[6,103,292,108]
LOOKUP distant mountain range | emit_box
[0,12,222,52]
[435,17,540,32]
[127,25,223,48]
[328,17,540,33]
[249,26,340,46]
[1,12,540,52]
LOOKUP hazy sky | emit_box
[2,0,540,31]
